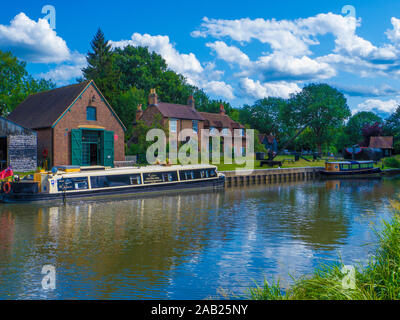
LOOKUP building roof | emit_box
[8,82,89,129]
[155,103,205,121]
[369,136,393,149]
[7,80,126,131]
[0,116,36,135]
[198,112,244,130]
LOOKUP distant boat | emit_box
[320,160,381,178]
[0,164,225,203]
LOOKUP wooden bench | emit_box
[260,160,283,167]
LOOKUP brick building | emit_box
[8,80,126,168]
[133,89,247,154]
[199,104,247,155]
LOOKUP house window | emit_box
[87,107,97,121]
[239,129,245,137]
[222,128,229,135]
[192,120,198,133]
[170,119,177,133]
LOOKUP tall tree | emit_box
[345,111,383,146]
[288,83,351,153]
[82,28,119,102]
[0,50,55,116]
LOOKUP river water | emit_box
[0,177,399,299]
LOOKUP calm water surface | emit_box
[0,177,399,299]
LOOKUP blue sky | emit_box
[1,0,400,117]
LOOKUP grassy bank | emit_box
[216,155,326,171]
[248,207,400,300]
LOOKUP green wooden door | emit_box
[101,130,114,167]
[71,129,82,166]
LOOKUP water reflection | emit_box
[0,178,398,299]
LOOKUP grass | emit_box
[247,207,400,300]
[216,155,326,171]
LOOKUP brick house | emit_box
[133,89,247,155]
[7,80,126,168]
[134,89,205,148]
[199,104,247,155]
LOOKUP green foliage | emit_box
[0,50,55,115]
[384,157,400,168]
[128,113,167,158]
[345,111,383,146]
[239,97,288,138]
[82,28,119,102]
[288,83,351,153]
[113,87,146,139]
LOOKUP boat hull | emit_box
[0,176,225,204]
[320,167,382,179]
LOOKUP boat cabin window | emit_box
[90,174,142,189]
[360,163,373,169]
[58,177,89,191]
[143,171,178,184]
[179,168,217,180]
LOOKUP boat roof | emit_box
[327,161,373,164]
[52,164,218,177]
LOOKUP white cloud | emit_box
[0,12,71,63]
[386,17,400,45]
[239,78,300,99]
[38,52,87,85]
[206,41,251,67]
[355,98,399,114]
[111,33,203,78]
[255,53,336,80]
[202,80,235,100]
[192,13,400,81]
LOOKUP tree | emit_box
[288,83,351,153]
[113,86,146,139]
[239,97,287,137]
[360,122,383,147]
[0,50,55,116]
[82,28,119,102]
[345,111,383,146]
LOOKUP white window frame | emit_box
[169,118,177,133]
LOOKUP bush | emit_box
[384,157,400,168]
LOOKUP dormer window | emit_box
[87,106,97,121]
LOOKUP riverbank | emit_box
[248,207,400,300]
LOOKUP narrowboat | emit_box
[0,164,225,203]
[320,160,381,178]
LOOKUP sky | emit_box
[1,0,400,117]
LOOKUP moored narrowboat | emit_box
[320,160,381,178]
[0,164,225,203]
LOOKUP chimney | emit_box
[136,104,143,121]
[187,95,195,110]
[149,88,158,106]
[219,103,225,115]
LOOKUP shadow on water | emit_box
[0,177,398,299]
